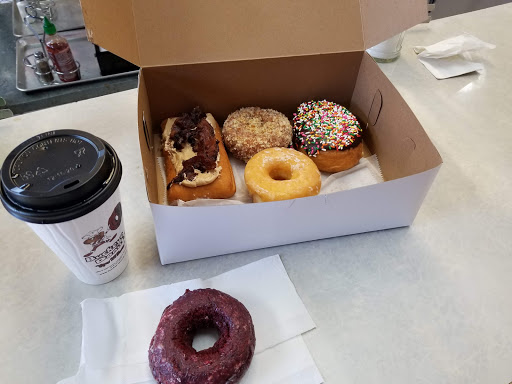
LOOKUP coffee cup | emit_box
[0,130,128,285]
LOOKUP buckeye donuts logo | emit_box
[82,203,125,270]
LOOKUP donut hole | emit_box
[269,164,292,181]
[192,326,220,352]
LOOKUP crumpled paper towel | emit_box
[58,255,323,384]
[414,34,495,79]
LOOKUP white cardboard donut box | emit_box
[80,0,442,264]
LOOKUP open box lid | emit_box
[80,0,426,67]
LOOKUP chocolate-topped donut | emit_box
[148,288,256,384]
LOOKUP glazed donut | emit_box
[148,288,255,384]
[222,107,292,162]
[293,100,363,172]
[244,147,321,203]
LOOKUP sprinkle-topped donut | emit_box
[292,100,362,156]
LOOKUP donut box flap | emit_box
[79,0,427,68]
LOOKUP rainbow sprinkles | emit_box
[292,100,362,156]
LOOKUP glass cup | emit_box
[366,32,406,63]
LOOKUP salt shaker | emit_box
[33,51,54,85]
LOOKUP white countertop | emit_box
[1,4,511,384]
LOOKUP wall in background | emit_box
[431,0,511,19]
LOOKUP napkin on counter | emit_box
[59,255,323,384]
[413,34,495,79]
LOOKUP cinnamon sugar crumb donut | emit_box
[222,107,292,162]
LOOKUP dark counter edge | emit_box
[0,3,139,116]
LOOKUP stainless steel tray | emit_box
[13,0,85,37]
[16,29,138,92]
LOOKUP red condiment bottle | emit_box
[43,17,80,82]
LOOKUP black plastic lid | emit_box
[0,130,122,224]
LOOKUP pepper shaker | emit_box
[33,51,54,85]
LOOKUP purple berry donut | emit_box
[148,288,256,384]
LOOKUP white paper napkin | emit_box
[59,255,323,384]
[153,134,383,207]
[414,34,495,79]
[171,155,382,207]
[321,155,382,194]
